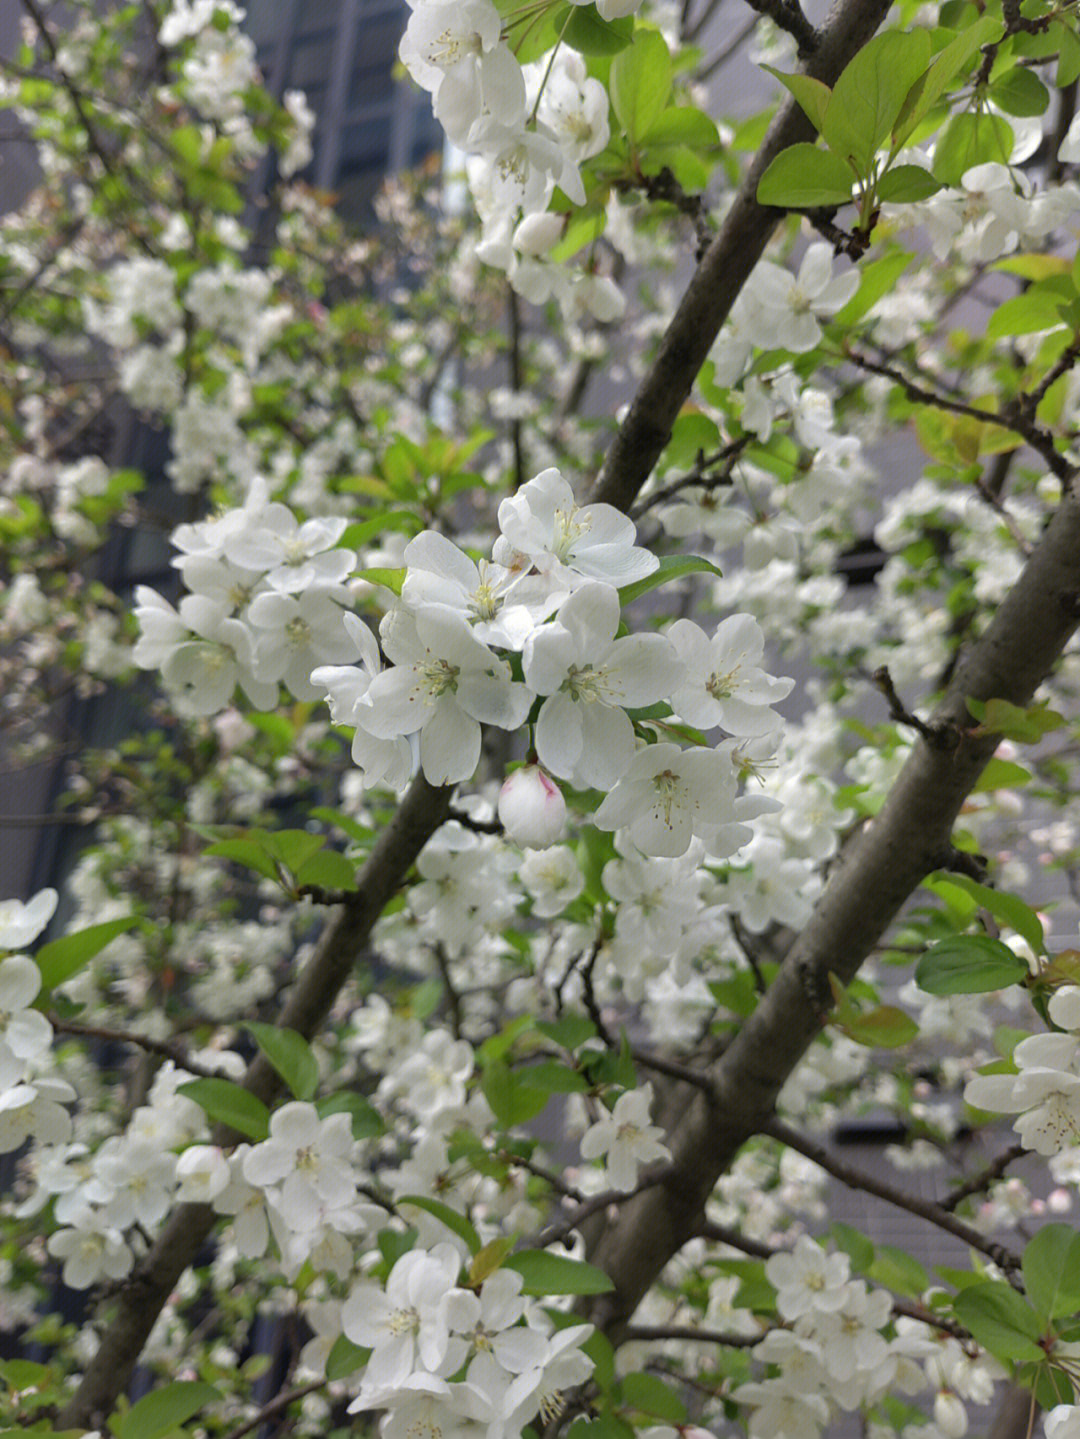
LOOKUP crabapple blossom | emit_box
[364,606,532,784]
[498,766,567,848]
[667,614,793,735]
[593,742,738,857]
[0,888,58,950]
[495,468,658,587]
[580,1083,671,1190]
[524,582,682,788]
[342,1243,463,1390]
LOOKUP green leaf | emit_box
[971,757,1032,793]
[35,917,140,995]
[915,934,1029,995]
[952,1281,1046,1364]
[756,144,856,208]
[294,849,359,892]
[619,1372,687,1423]
[204,837,281,884]
[522,1060,589,1093]
[325,1335,369,1381]
[966,696,1066,742]
[610,29,672,144]
[928,872,1045,956]
[823,29,932,174]
[835,1004,919,1048]
[640,105,720,149]
[176,1079,270,1141]
[563,6,634,55]
[1022,1224,1080,1321]
[316,1091,386,1138]
[398,1195,480,1255]
[537,1015,597,1049]
[504,1250,615,1295]
[834,250,914,325]
[359,566,406,596]
[830,1222,875,1271]
[877,164,943,202]
[987,292,1068,339]
[262,829,325,874]
[470,1236,516,1286]
[893,16,1004,146]
[989,65,1050,118]
[764,67,832,132]
[869,1244,930,1297]
[618,553,722,606]
[245,1024,319,1101]
[112,1381,220,1439]
[481,1061,550,1128]
[933,111,1013,186]
[1058,25,1080,88]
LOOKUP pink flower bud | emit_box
[498,766,566,849]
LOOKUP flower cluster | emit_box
[310,466,793,853]
[0,892,75,1174]
[342,1247,593,1439]
[132,478,360,715]
[399,0,625,314]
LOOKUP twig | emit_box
[630,437,747,521]
[431,941,464,1040]
[741,0,820,56]
[940,1142,1028,1214]
[696,1220,775,1259]
[764,1118,1023,1280]
[221,1380,328,1439]
[507,285,526,493]
[534,1165,674,1248]
[845,344,1075,483]
[49,1018,219,1079]
[631,1046,719,1099]
[580,934,614,1047]
[870,666,960,751]
[622,1323,762,1347]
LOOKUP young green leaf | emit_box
[756,145,855,208]
[245,1023,320,1101]
[915,935,1029,995]
[504,1250,615,1295]
[952,1281,1046,1364]
[1022,1224,1080,1321]
[111,1380,220,1439]
[610,30,673,145]
[176,1078,271,1142]
[35,916,140,996]
[823,29,932,174]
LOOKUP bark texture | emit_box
[585,479,1080,1334]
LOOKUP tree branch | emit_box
[584,475,1080,1336]
[57,772,454,1431]
[588,0,894,513]
[762,1119,1023,1278]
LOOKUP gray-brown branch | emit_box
[57,773,453,1431]
[589,0,894,513]
[584,474,1080,1337]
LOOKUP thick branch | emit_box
[57,773,454,1431]
[585,476,1080,1336]
[588,0,894,513]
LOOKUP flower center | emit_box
[706,668,738,700]
[420,658,460,697]
[652,769,681,826]
[553,504,591,562]
[564,663,615,703]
